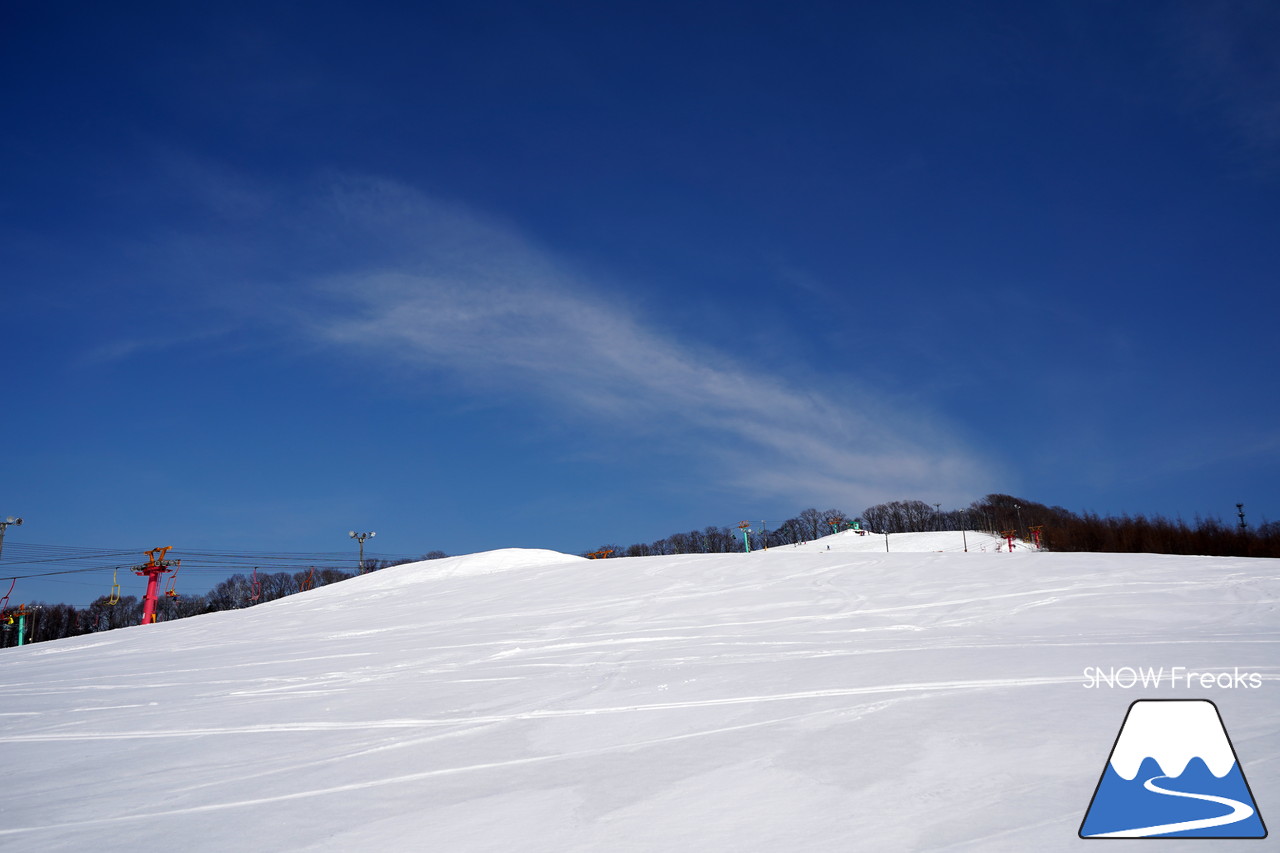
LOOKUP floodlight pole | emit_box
[350,531,376,573]
[1237,503,1247,532]
[0,516,23,562]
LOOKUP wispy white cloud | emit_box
[280,177,995,509]
[75,325,239,369]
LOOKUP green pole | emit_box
[741,528,751,553]
[16,611,25,647]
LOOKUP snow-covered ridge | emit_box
[395,547,585,578]
[334,547,587,591]
[1109,700,1239,780]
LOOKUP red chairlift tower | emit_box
[133,547,180,625]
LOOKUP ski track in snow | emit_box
[0,675,1079,744]
[0,699,906,835]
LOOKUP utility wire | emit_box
[2,542,417,581]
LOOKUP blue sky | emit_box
[3,1,1278,601]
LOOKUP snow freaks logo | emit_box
[1079,700,1267,839]
[1082,666,1263,689]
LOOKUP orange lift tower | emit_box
[133,547,180,625]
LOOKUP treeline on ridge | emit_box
[585,494,1280,560]
[582,506,856,558]
[870,493,1280,559]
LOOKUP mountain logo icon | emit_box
[1080,699,1267,838]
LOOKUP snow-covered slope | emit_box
[2,538,1276,851]
[784,528,1018,553]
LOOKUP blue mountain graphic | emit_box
[1081,756,1266,838]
